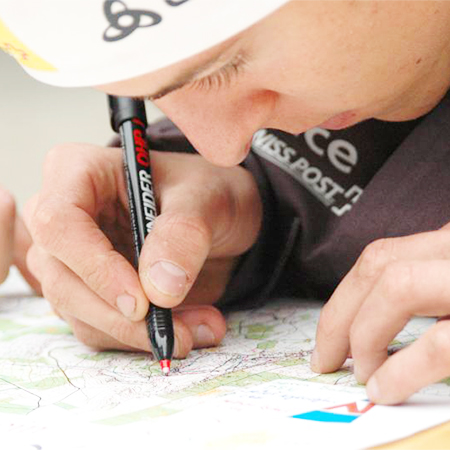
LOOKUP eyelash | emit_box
[190,55,247,91]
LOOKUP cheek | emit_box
[270,95,331,130]
[158,82,274,130]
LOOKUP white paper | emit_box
[0,268,449,450]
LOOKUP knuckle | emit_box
[157,213,212,257]
[45,143,79,167]
[44,144,106,186]
[79,255,109,295]
[426,323,450,365]
[356,238,395,281]
[31,205,66,251]
[379,262,414,305]
[79,250,122,298]
[46,143,113,177]
[44,144,72,174]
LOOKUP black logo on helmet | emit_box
[103,0,162,42]
[165,0,189,4]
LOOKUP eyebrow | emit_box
[135,51,231,102]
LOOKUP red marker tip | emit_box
[160,359,171,376]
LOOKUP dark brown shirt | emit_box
[145,94,450,308]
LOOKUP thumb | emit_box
[140,210,213,308]
[138,153,262,309]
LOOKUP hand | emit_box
[311,228,450,404]
[24,144,262,357]
[0,186,40,292]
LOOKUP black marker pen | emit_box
[108,95,174,376]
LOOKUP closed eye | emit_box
[189,52,248,91]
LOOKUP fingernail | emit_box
[195,324,216,348]
[116,294,136,318]
[311,348,320,371]
[366,376,380,402]
[149,261,187,296]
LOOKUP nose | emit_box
[155,89,275,167]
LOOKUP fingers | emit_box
[313,230,450,374]
[313,238,398,373]
[313,249,450,404]
[37,205,147,319]
[24,146,251,362]
[174,304,227,349]
[140,152,262,308]
[350,260,450,383]
[61,315,141,352]
[28,244,226,356]
[24,145,149,321]
[28,245,151,350]
[0,188,40,292]
[0,187,16,283]
[62,307,225,357]
[140,211,212,308]
[366,320,450,405]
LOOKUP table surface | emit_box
[374,420,450,449]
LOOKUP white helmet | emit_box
[0,0,288,87]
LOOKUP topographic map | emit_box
[1,270,450,450]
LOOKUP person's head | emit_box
[4,1,450,166]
